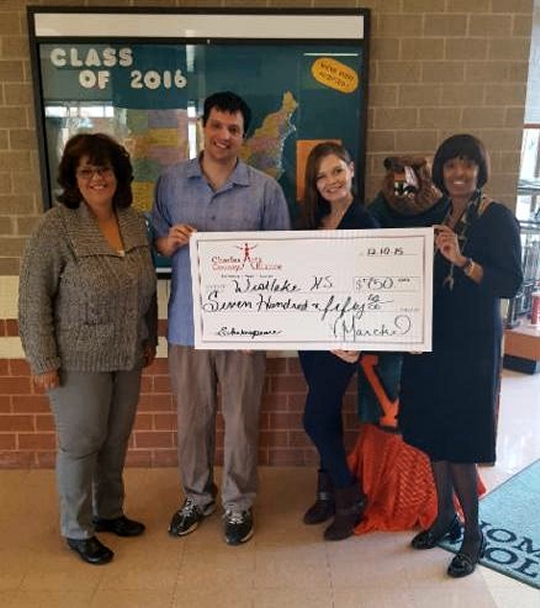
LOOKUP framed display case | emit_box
[27,7,370,245]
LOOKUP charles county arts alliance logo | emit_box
[211,242,282,272]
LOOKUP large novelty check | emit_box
[190,228,434,351]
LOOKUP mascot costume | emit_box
[348,156,485,533]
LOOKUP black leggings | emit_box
[299,350,358,488]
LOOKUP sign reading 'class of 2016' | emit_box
[41,44,362,108]
[40,44,189,108]
[190,228,434,351]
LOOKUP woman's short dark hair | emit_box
[432,133,490,195]
[56,133,133,209]
[298,141,353,229]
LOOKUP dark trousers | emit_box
[298,351,358,488]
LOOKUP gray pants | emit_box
[169,345,266,511]
[48,369,141,539]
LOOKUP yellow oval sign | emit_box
[311,57,359,94]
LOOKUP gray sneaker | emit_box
[223,508,254,545]
[168,497,216,537]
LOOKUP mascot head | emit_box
[382,155,441,216]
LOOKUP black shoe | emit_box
[447,534,486,578]
[169,497,216,537]
[411,514,462,550]
[324,484,366,541]
[93,515,145,537]
[66,536,114,565]
[223,508,253,545]
[303,470,335,525]
[304,497,335,525]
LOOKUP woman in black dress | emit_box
[296,142,378,541]
[399,134,522,577]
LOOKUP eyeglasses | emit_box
[76,166,114,180]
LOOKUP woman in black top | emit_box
[296,142,378,541]
[400,134,522,577]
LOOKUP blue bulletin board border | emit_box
[27,6,370,277]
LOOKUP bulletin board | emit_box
[27,7,370,271]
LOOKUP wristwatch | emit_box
[461,257,474,276]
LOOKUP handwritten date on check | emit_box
[190,228,433,351]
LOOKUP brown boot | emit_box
[303,469,335,525]
[323,483,366,541]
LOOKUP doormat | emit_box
[439,459,540,589]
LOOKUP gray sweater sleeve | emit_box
[18,211,66,375]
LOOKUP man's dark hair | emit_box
[202,91,252,134]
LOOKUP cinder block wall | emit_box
[0,0,534,467]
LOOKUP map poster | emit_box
[190,228,434,351]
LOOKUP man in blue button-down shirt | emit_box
[151,91,290,546]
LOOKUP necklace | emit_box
[331,206,347,221]
[440,190,482,290]
[322,202,350,229]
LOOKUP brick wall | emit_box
[0,0,534,468]
[0,351,360,469]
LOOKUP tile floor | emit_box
[0,369,539,607]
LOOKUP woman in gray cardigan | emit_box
[18,133,158,565]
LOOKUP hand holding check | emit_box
[433,224,467,268]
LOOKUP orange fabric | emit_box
[348,424,437,533]
[359,354,399,429]
[347,424,487,534]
